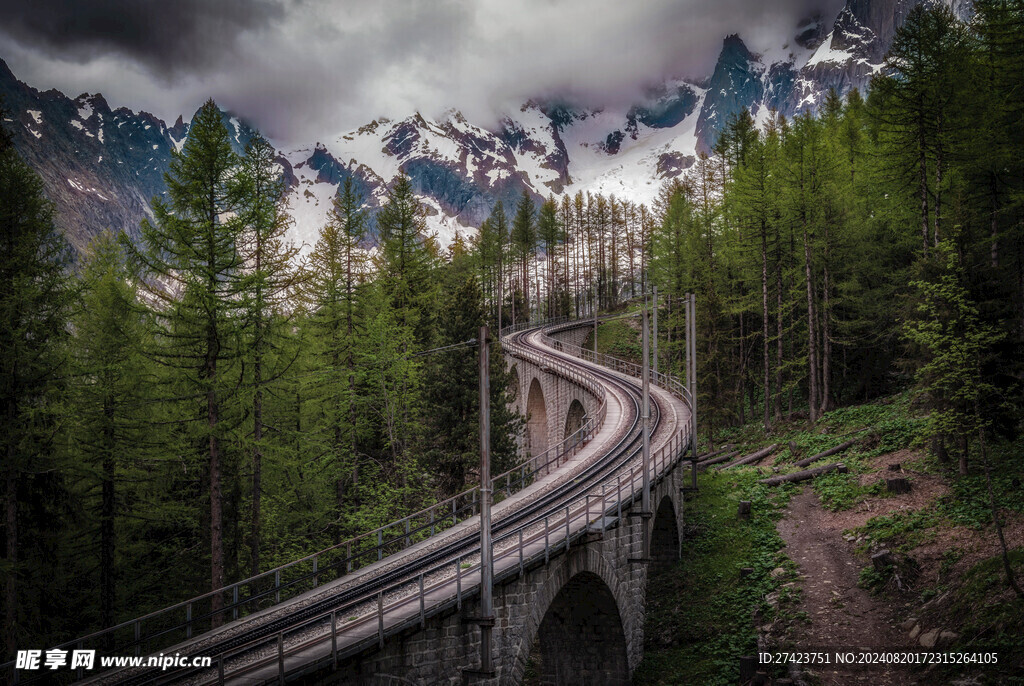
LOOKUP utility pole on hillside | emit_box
[653,286,659,378]
[464,325,495,679]
[630,298,653,564]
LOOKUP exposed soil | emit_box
[777,487,919,685]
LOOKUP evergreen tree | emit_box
[0,133,76,656]
[375,173,437,345]
[423,274,523,495]
[70,232,152,635]
[126,99,244,624]
[235,133,300,577]
[510,191,537,321]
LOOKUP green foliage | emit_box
[633,471,797,685]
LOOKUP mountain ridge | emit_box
[0,0,972,253]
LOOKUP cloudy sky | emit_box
[0,0,843,146]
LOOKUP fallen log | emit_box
[794,438,858,468]
[697,444,734,461]
[697,450,740,469]
[718,444,778,470]
[758,462,844,486]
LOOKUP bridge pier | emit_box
[309,461,686,686]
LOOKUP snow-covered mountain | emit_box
[0,0,971,254]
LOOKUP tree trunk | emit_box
[101,398,116,634]
[803,217,819,422]
[795,438,857,468]
[719,444,778,470]
[918,119,930,255]
[760,462,843,486]
[761,219,771,431]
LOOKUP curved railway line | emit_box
[12,317,693,686]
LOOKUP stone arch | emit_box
[650,495,679,569]
[521,571,630,686]
[563,398,586,441]
[526,377,549,458]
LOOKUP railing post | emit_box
[275,570,281,604]
[456,557,462,609]
[232,584,239,621]
[405,518,410,548]
[544,516,550,564]
[218,655,225,683]
[313,554,319,588]
[277,632,284,684]
[565,505,571,550]
[134,620,140,657]
[418,573,426,628]
[346,542,352,574]
[519,529,524,576]
[186,602,192,639]
[377,592,385,649]
[377,530,383,561]
[331,611,338,669]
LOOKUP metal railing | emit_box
[186,396,691,685]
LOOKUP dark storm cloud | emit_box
[0,0,286,75]
[0,0,845,145]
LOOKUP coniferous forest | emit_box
[2,0,1024,666]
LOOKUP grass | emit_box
[583,318,643,364]
[631,470,798,685]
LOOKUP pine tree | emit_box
[235,133,300,577]
[536,196,562,317]
[423,274,523,495]
[126,99,244,624]
[0,133,76,655]
[70,232,151,634]
[302,175,368,542]
[375,173,437,345]
[510,191,536,321]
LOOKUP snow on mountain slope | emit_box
[2,0,970,254]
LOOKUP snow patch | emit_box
[27,110,42,125]
[806,34,854,67]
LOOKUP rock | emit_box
[938,630,959,646]
[843,533,856,542]
[770,567,787,579]
[765,591,780,606]
[901,617,919,631]
[919,629,939,648]
[909,624,921,640]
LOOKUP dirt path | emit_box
[777,487,917,685]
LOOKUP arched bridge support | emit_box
[311,451,688,686]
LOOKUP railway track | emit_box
[68,318,689,685]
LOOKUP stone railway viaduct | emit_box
[315,321,693,685]
[49,319,695,686]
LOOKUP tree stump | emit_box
[788,440,799,455]
[740,567,754,579]
[837,463,848,474]
[738,501,752,519]
[887,478,911,494]
[871,549,895,572]
[888,463,902,472]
